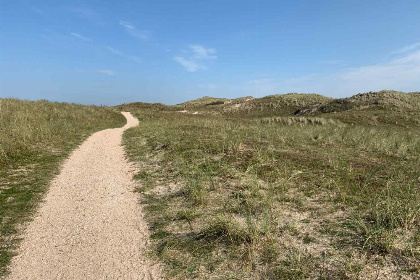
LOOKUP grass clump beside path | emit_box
[0,98,125,275]
[123,95,419,279]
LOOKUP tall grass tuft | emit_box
[0,98,125,164]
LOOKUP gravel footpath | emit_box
[7,112,162,279]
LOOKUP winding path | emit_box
[7,112,161,279]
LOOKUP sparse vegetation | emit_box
[174,93,333,118]
[304,90,420,127]
[122,90,419,279]
[0,98,125,275]
[178,96,230,107]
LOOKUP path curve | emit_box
[7,112,161,280]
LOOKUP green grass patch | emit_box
[123,99,419,279]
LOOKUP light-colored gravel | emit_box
[7,112,162,280]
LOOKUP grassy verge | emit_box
[123,108,419,279]
[0,98,125,275]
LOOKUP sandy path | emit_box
[7,112,161,280]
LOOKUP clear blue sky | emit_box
[1,0,420,105]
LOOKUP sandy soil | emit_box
[7,112,162,280]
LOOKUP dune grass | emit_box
[0,98,125,275]
[123,104,419,279]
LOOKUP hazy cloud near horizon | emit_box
[240,46,420,98]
